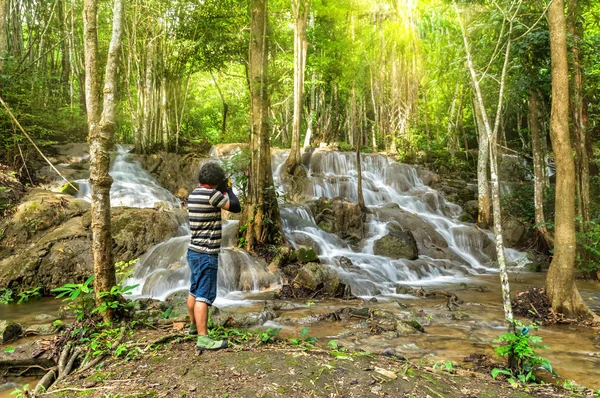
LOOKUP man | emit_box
[187,162,241,351]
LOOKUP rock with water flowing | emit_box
[373,230,418,260]
[0,190,185,292]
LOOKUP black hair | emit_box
[199,162,226,186]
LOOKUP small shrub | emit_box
[492,320,555,385]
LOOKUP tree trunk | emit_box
[455,1,513,326]
[0,0,8,71]
[545,0,597,320]
[286,0,309,174]
[529,89,553,248]
[473,99,490,229]
[244,0,283,251]
[84,0,124,322]
[567,0,590,229]
[351,86,366,212]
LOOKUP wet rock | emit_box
[373,231,418,260]
[382,348,395,357]
[289,233,323,255]
[464,200,479,220]
[385,164,420,192]
[212,310,276,328]
[458,213,475,223]
[33,314,58,322]
[369,309,424,336]
[395,285,416,295]
[368,297,378,303]
[373,204,452,260]
[297,247,319,263]
[0,321,22,344]
[0,190,184,292]
[416,167,439,186]
[292,263,346,298]
[306,198,363,240]
[502,215,525,248]
[135,151,209,199]
[24,323,56,336]
[334,256,359,270]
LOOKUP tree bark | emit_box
[244,0,283,251]
[84,0,124,322]
[455,1,514,326]
[567,0,590,229]
[545,0,597,320]
[0,0,8,71]
[286,0,309,174]
[473,99,490,229]
[529,89,553,248]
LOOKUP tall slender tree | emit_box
[285,0,310,175]
[0,0,7,71]
[545,0,597,320]
[243,0,284,251]
[84,0,125,322]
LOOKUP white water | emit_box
[75,145,181,209]
[102,145,525,301]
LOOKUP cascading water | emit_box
[75,145,181,209]
[115,145,525,302]
[275,150,526,296]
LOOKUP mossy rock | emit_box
[56,181,80,197]
[297,247,318,263]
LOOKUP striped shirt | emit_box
[188,186,230,254]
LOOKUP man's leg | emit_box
[187,294,198,335]
[194,301,209,335]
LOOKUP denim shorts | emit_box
[187,249,219,306]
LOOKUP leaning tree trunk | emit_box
[286,0,309,175]
[545,0,597,320]
[84,0,124,322]
[529,89,553,248]
[243,0,283,251]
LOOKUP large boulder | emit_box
[464,200,479,220]
[292,263,347,298]
[136,152,206,199]
[373,204,449,260]
[502,215,526,248]
[0,190,184,293]
[306,197,363,240]
[373,231,418,260]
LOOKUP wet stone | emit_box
[0,321,22,344]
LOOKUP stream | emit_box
[1,145,599,394]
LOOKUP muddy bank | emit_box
[34,329,589,398]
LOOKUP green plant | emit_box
[0,287,14,304]
[115,258,138,280]
[17,286,41,304]
[432,361,455,374]
[93,283,138,315]
[289,327,318,346]
[52,276,96,321]
[9,384,29,397]
[492,320,555,385]
[258,328,281,344]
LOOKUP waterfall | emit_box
[111,145,525,301]
[75,144,181,209]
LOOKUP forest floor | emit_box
[41,327,594,398]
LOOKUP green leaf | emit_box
[4,347,16,353]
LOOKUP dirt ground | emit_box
[42,328,594,398]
